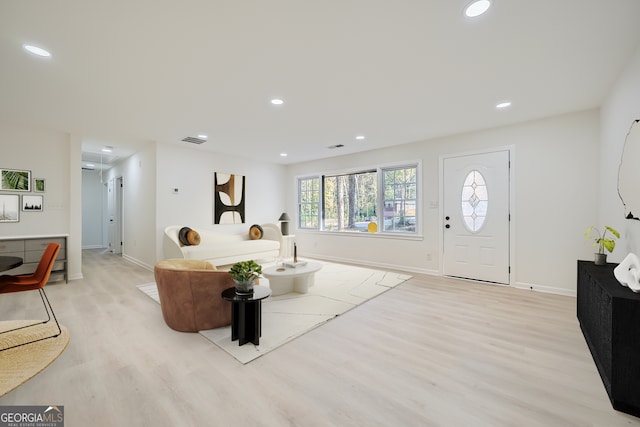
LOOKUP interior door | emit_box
[107,177,123,254]
[443,150,510,284]
[107,178,115,252]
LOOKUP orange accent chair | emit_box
[153,259,234,332]
[0,242,62,351]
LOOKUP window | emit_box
[297,163,418,234]
[382,167,417,233]
[298,177,320,229]
[323,170,376,232]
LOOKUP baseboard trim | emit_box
[513,281,576,297]
[123,254,153,271]
[67,273,84,281]
[302,253,440,276]
[300,253,576,297]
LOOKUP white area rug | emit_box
[137,260,411,364]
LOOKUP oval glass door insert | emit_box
[461,170,488,233]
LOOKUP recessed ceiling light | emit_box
[496,101,512,109]
[355,135,365,140]
[197,134,208,140]
[23,44,51,58]
[271,98,284,105]
[280,153,288,157]
[464,0,491,18]
[101,146,113,153]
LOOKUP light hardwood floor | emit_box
[1,249,639,426]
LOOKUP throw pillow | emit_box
[186,229,200,246]
[249,224,263,240]
[179,227,193,246]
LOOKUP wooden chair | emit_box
[0,242,62,351]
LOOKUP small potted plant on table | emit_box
[229,260,262,294]
[584,225,620,265]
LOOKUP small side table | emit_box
[221,286,271,346]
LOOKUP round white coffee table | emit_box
[263,261,323,296]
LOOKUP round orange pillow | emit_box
[249,224,263,240]
[186,229,200,245]
[178,227,200,246]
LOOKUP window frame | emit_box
[380,165,418,234]
[296,161,420,236]
[297,176,321,230]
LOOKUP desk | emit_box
[0,256,22,272]
[221,286,271,346]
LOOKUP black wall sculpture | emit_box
[618,119,640,220]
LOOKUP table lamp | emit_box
[278,212,291,235]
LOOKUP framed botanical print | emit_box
[1,168,31,191]
[34,178,46,192]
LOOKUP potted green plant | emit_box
[229,260,262,294]
[584,225,620,265]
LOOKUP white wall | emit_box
[0,121,83,280]
[285,109,600,295]
[104,143,157,269]
[0,123,70,235]
[600,42,640,259]
[155,144,287,262]
[89,143,288,269]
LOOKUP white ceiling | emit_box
[2,1,640,166]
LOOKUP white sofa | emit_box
[163,224,282,267]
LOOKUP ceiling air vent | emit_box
[328,144,345,149]
[181,136,207,145]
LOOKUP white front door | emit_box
[443,150,510,284]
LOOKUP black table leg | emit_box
[230,302,239,341]
[238,300,262,346]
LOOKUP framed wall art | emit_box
[0,194,20,222]
[1,168,31,191]
[22,195,43,212]
[214,172,245,224]
[34,178,46,192]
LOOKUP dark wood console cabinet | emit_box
[577,260,640,417]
